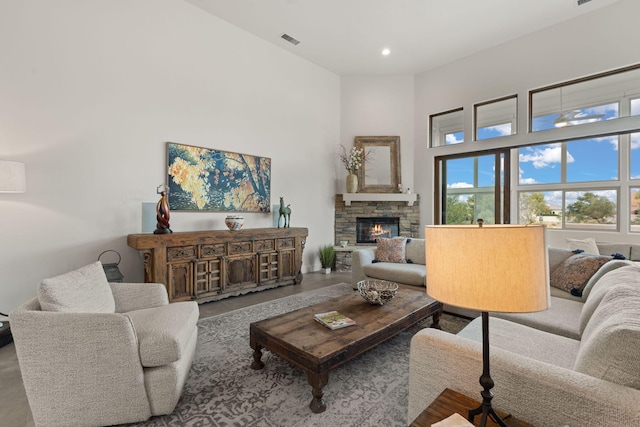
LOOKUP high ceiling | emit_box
[183,0,620,75]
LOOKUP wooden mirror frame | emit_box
[354,136,401,193]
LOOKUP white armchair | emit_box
[10,261,199,427]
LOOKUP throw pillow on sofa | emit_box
[374,237,407,263]
[549,253,612,296]
[566,237,599,255]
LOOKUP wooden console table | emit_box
[127,227,307,303]
[410,388,535,427]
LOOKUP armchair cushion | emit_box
[37,261,115,313]
[126,301,199,367]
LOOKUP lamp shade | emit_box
[0,160,26,193]
[425,224,549,313]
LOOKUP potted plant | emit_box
[319,245,336,274]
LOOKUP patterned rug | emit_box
[124,283,469,427]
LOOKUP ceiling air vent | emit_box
[577,0,592,5]
[280,33,300,46]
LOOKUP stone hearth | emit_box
[334,194,420,246]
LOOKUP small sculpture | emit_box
[278,196,291,228]
[154,184,172,234]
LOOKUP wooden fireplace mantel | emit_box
[127,227,308,304]
[341,193,418,206]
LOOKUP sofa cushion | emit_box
[596,243,631,259]
[630,245,640,262]
[580,264,640,334]
[363,262,426,286]
[405,238,426,265]
[575,285,640,389]
[566,237,599,255]
[492,296,584,340]
[374,237,407,263]
[126,301,199,367]
[549,253,611,294]
[37,261,115,313]
[458,317,580,370]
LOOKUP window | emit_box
[518,137,620,230]
[518,190,618,230]
[436,150,509,225]
[429,63,640,234]
[565,190,617,230]
[630,133,640,179]
[519,137,619,185]
[530,65,640,132]
[430,108,463,147]
[631,188,640,232]
[475,96,517,140]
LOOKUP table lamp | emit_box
[424,222,548,427]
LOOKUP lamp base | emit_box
[468,311,509,427]
[468,398,509,427]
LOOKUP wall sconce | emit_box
[0,160,26,193]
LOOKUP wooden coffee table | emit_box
[249,288,443,413]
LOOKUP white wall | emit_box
[0,0,340,311]
[413,0,640,247]
[339,75,414,192]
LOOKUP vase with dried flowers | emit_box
[339,145,364,193]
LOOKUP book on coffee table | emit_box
[313,311,356,330]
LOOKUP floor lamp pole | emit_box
[468,311,508,427]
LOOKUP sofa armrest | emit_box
[351,247,376,288]
[10,306,151,426]
[408,328,640,427]
[110,282,169,313]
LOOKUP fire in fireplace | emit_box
[356,217,400,244]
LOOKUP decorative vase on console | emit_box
[346,174,358,193]
[339,144,364,194]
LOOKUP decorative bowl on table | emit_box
[357,280,398,305]
[225,215,244,231]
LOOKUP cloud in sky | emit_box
[631,133,640,150]
[484,123,512,136]
[519,145,574,168]
[448,182,473,189]
[518,167,537,185]
[446,133,463,144]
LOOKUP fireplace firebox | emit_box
[356,217,400,244]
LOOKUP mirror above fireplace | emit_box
[354,136,401,193]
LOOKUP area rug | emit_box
[125,283,468,427]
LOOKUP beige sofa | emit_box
[10,261,199,427]
[408,255,640,426]
[352,239,640,314]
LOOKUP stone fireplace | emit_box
[334,194,420,247]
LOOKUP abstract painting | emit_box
[167,142,271,212]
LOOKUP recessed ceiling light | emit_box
[382,48,391,56]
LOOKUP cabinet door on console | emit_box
[223,254,258,291]
[195,244,224,297]
[277,238,297,280]
[167,245,197,301]
[258,252,278,283]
